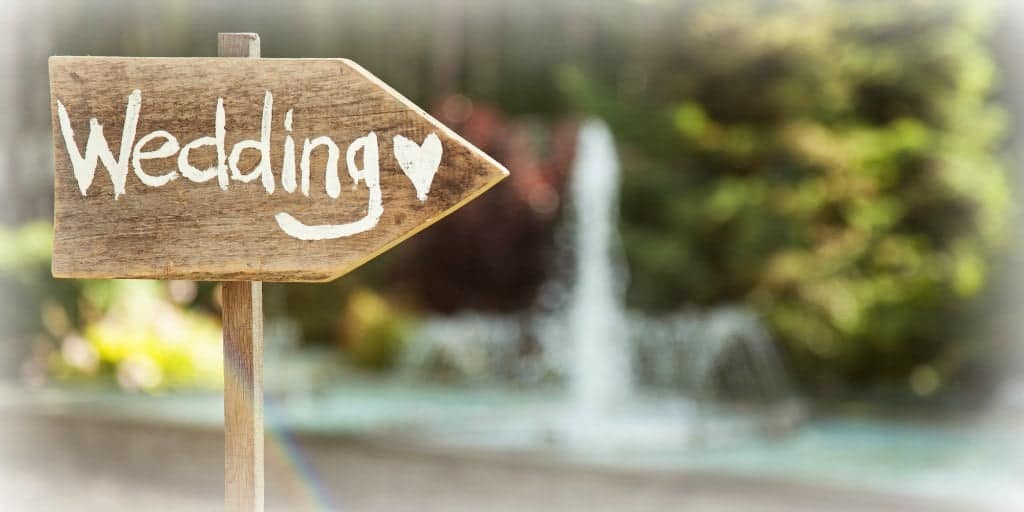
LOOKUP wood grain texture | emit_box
[222,280,264,512]
[220,33,263,512]
[218,32,259,59]
[48,56,508,282]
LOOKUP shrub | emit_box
[561,0,1008,395]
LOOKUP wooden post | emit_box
[219,33,264,512]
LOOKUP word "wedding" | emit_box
[55,89,443,240]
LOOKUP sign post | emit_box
[219,32,264,512]
[48,32,508,512]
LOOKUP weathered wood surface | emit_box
[219,32,260,59]
[222,280,264,512]
[49,56,508,282]
[219,33,264,512]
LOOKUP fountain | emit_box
[398,118,801,452]
[567,120,630,423]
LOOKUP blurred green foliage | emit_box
[0,222,80,341]
[340,288,413,370]
[56,280,223,392]
[0,224,222,391]
[562,0,1009,395]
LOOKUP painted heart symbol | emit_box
[393,133,442,202]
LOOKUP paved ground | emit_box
[0,411,987,512]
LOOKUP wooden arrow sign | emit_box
[48,56,508,282]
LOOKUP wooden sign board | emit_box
[48,57,508,282]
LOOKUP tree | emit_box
[562,0,1009,396]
